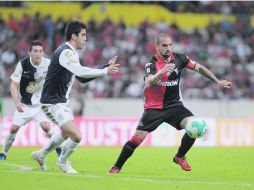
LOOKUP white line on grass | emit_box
[123,177,254,187]
[0,163,253,188]
[0,163,33,171]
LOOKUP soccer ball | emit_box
[185,117,207,138]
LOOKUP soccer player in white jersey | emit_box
[0,41,60,160]
[32,21,119,173]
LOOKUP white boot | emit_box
[32,151,46,171]
[56,159,77,174]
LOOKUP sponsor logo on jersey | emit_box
[158,79,179,87]
[26,74,46,93]
[26,82,40,93]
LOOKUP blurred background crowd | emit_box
[0,1,254,100]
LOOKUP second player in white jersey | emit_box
[32,21,119,173]
[0,41,59,161]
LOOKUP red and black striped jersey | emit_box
[144,52,196,110]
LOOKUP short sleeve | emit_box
[183,54,196,70]
[59,49,80,67]
[10,62,23,83]
[145,62,156,78]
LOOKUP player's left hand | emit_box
[107,56,119,75]
[108,56,118,65]
[217,80,232,89]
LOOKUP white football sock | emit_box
[58,138,79,163]
[39,133,66,157]
[2,133,16,155]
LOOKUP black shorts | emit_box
[137,105,194,132]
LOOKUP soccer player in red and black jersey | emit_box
[108,33,232,173]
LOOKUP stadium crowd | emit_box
[0,4,254,100]
[160,1,254,14]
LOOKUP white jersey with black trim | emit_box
[41,42,108,104]
[11,56,50,105]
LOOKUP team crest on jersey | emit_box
[26,81,40,93]
[26,74,46,93]
[145,62,152,67]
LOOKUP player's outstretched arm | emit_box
[76,56,119,83]
[76,63,110,83]
[193,63,232,89]
[59,49,112,78]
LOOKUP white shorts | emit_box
[41,103,73,127]
[12,104,49,126]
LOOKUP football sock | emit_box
[2,133,16,155]
[58,138,78,163]
[114,137,142,169]
[176,133,196,157]
[39,133,66,157]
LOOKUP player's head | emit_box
[65,21,87,50]
[155,33,173,59]
[28,40,44,65]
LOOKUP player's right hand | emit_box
[159,63,175,75]
[107,56,119,75]
[15,101,24,112]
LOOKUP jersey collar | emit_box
[155,52,174,64]
[65,42,77,53]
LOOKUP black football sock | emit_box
[176,133,196,158]
[114,141,139,169]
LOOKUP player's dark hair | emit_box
[155,33,170,45]
[65,21,87,41]
[29,40,43,51]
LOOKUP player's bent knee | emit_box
[70,132,82,143]
[71,136,81,143]
[10,125,20,133]
[40,122,51,132]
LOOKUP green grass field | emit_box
[0,147,253,190]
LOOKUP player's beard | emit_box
[162,52,170,59]
[162,54,170,59]
[159,50,170,59]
